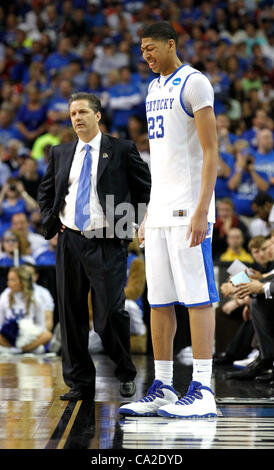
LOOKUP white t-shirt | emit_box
[145,64,215,228]
[33,283,54,312]
[0,288,45,330]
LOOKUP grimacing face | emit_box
[140,37,175,74]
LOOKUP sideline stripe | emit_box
[63,400,95,449]
[45,401,77,449]
[57,400,82,449]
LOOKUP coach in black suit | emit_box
[38,93,151,401]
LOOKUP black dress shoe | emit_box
[226,357,273,381]
[255,371,274,383]
[120,381,136,397]
[214,352,235,365]
[60,388,93,401]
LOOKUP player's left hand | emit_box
[186,211,208,247]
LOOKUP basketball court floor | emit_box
[0,351,274,456]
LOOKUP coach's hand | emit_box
[186,210,208,247]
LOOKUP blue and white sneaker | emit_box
[119,380,178,416]
[157,381,217,419]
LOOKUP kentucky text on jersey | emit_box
[146,98,175,113]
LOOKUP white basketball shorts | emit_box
[144,224,219,308]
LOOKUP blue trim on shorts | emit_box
[201,237,219,304]
[150,300,216,308]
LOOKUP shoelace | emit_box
[138,380,164,403]
[176,382,203,406]
[138,389,164,403]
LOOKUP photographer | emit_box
[228,140,269,217]
[0,178,38,237]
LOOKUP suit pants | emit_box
[251,297,274,360]
[56,228,137,394]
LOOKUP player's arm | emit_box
[187,106,218,247]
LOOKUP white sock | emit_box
[192,359,212,388]
[154,360,173,386]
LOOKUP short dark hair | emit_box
[142,22,178,46]
[252,191,273,207]
[68,93,102,113]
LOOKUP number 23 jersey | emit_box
[145,64,216,228]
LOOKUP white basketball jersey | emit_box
[145,64,216,228]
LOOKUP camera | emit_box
[9,184,17,191]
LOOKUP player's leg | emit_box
[158,226,218,418]
[119,228,179,416]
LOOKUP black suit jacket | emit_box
[38,133,151,240]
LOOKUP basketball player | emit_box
[119,22,219,418]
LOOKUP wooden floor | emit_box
[0,351,274,457]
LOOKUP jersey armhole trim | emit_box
[179,72,200,118]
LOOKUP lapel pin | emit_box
[102,152,109,158]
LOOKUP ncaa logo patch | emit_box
[172,77,181,85]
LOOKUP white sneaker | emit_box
[119,380,178,417]
[158,381,217,419]
[233,349,259,369]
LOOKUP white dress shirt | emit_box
[59,131,108,231]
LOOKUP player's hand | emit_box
[186,211,208,247]
[138,220,145,244]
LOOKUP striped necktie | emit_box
[74,143,92,231]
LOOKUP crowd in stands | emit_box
[0,0,273,364]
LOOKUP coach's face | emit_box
[69,99,101,142]
[141,37,175,75]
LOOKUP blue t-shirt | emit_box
[16,104,48,132]
[0,125,21,146]
[252,149,274,199]
[109,82,141,130]
[215,152,234,199]
[35,250,56,266]
[47,97,70,126]
[0,198,28,237]
[229,169,269,216]
[0,255,34,267]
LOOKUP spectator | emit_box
[204,57,230,115]
[15,85,48,147]
[216,113,238,154]
[0,266,52,354]
[0,106,20,146]
[213,198,249,260]
[34,234,57,266]
[124,236,146,337]
[225,245,274,382]
[251,129,274,199]
[228,139,269,217]
[0,143,11,188]
[3,139,27,175]
[23,263,54,332]
[0,229,34,267]
[85,71,109,110]
[18,157,43,200]
[47,79,72,126]
[108,66,142,137]
[214,234,271,365]
[241,108,268,149]
[44,37,78,79]
[0,178,38,237]
[22,61,52,102]
[219,227,253,264]
[92,38,121,85]
[250,192,274,237]
[11,212,48,257]
[31,122,61,161]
